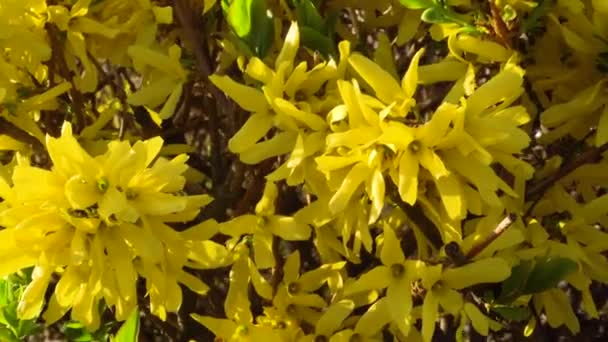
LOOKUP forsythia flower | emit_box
[220,182,311,268]
[343,227,423,336]
[0,122,224,329]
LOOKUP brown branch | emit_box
[524,142,608,218]
[174,0,225,189]
[387,181,443,250]
[45,23,86,133]
[465,213,517,260]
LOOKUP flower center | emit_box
[235,324,248,336]
[96,177,109,193]
[287,282,300,295]
[314,335,328,342]
[286,304,297,316]
[408,140,422,154]
[349,333,362,342]
[391,263,405,279]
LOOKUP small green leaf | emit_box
[300,26,336,58]
[498,259,534,304]
[112,308,139,342]
[421,7,452,24]
[492,305,531,322]
[399,0,435,9]
[522,0,553,34]
[227,0,253,37]
[523,257,578,294]
[226,0,274,57]
[0,326,18,342]
[295,0,324,32]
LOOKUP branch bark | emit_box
[388,181,443,250]
[465,213,517,260]
[524,142,608,218]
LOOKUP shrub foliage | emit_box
[0,0,607,341]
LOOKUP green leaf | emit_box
[523,257,578,294]
[492,305,531,322]
[421,6,471,27]
[112,308,139,342]
[399,0,435,9]
[522,0,553,34]
[0,326,18,342]
[295,0,324,32]
[498,259,534,304]
[227,0,274,57]
[15,319,41,339]
[300,26,336,58]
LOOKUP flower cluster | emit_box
[0,123,230,329]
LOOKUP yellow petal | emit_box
[186,240,232,269]
[398,152,419,205]
[274,98,327,130]
[268,216,311,241]
[381,227,405,266]
[374,33,398,80]
[422,291,439,342]
[275,21,300,71]
[152,6,173,24]
[387,279,413,336]
[18,266,52,320]
[369,168,385,223]
[65,175,100,209]
[209,75,269,113]
[344,266,390,296]
[316,300,355,336]
[191,314,237,338]
[419,149,448,179]
[128,77,178,108]
[396,10,421,45]
[128,45,185,78]
[253,230,275,269]
[177,270,209,295]
[157,83,183,120]
[248,258,273,299]
[401,48,425,98]
[239,131,297,164]
[467,66,523,116]
[329,163,372,213]
[435,174,464,220]
[464,303,489,336]
[67,32,98,92]
[418,60,467,84]
[348,54,402,104]
[442,258,511,289]
[71,17,120,38]
[456,35,510,62]
[596,104,608,147]
[246,57,274,84]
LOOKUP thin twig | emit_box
[387,181,443,250]
[465,213,517,260]
[524,142,608,218]
[45,23,86,133]
[174,0,225,189]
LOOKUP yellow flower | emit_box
[348,48,425,119]
[275,250,345,312]
[210,21,340,164]
[0,121,222,329]
[297,299,355,342]
[418,258,511,341]
[343,227,423,337]
[220,182,311,268]
[192,247,286,341]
